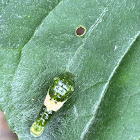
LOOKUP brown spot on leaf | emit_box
[76,26,86,36]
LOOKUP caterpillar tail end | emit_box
[30,121,45,137]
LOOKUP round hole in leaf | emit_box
[75,25,86,36]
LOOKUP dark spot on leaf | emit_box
[75,26,86,36]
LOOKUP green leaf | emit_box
[0,0,140,140]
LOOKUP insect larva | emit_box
[30,72,76,137]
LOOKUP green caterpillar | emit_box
[30,72,76,137]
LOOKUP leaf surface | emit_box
[0,0,140,140]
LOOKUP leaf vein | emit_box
[81,31,140,139]
[66,1,114,71]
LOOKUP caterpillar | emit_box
[30,72,76,137]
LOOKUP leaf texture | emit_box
[0,0,140,139]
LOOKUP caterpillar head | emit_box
[49,72,76,102]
